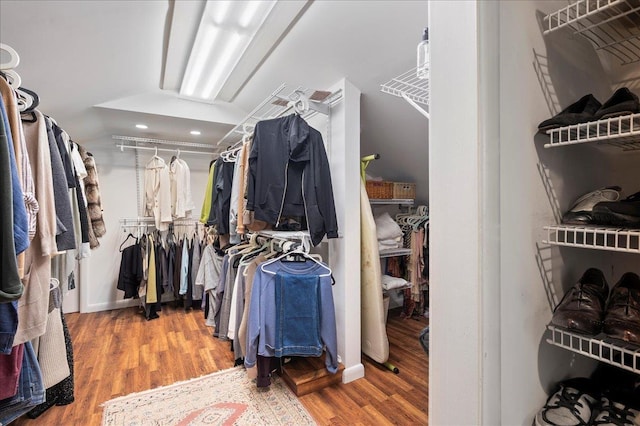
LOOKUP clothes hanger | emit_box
[119,232,138,252]
[260,245,332,277]
[0,43,20,70]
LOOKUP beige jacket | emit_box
[144,156,172,231]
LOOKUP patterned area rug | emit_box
[101,367,317,425]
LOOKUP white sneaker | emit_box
[562,186,622,225]
[592,396,640,426]
[534,379,598,426]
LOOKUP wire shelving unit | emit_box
[542,0,640,66]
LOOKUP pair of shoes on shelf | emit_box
[562,187,640,228]
[538,88,640,132]
[551,269,640,345]
[534,377,640,426]
[562,186,622,225]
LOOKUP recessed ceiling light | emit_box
[190,130,201,135]
[135,124,148,129]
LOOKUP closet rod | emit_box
[113,135,215,149]
[116,144,212,156]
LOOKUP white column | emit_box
[429,1,501,424]
[328,78,364,383]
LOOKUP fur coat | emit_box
[78,145,105,248]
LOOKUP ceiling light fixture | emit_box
[180,0,277,101]
[135,124,148,129]
[190,130,201,135]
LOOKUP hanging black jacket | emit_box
[247,114,338,246]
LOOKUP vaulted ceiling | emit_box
[0,0,430,200]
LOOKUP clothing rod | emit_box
[120,217,200,224]
[116,144,212,156]
[113,135,215,149]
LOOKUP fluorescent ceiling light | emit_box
[180,0,277,101]
[135,124,148,129]
[190,130,201,135]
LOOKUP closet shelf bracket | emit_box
[380,67,429,119]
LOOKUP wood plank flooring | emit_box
[12,305,428,425]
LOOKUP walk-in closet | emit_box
[5,0,638,425]
[1,1,429,425]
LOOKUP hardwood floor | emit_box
[12,305,428,425]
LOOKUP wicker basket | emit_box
[365,181,393,199]
[392,182,416,199]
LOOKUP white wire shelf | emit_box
[546,325,640,374]
[380,67,429,119]
[543,112,640,149]
[379,248,412,258]
[369,198,415,206]
[542,0,640,66]
[543,224,640,253]
[216,84,342,149]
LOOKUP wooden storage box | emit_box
[280,355,344,396]
[366,180,393,199]
[393,182,416,199]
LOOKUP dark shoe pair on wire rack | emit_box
[538,87,640,132]
[551,268,640,345]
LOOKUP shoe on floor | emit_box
[603,272,640,345]
[592,87,640,120]
[591,390,640,426]
[551,268,609,335]
[534,377,599,426]
[562,186,622,225]
[592,191,640,228]
[538,94,602,132]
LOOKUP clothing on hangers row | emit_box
[194,232,338,388]
[201,113,339,247]
[0,47,100,420]
[117,225,205,320]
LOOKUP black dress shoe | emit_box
[538,94,602,132]
[603,272,640,345]
[592,191,640,228]
[551,268,609,335]
[592,87,640,120]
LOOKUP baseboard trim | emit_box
[82,299,139,313]
[341,363,365,383]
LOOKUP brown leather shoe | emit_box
[551,268,609,335]
[603,272,640,345]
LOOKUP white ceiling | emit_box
[0,0,430,200]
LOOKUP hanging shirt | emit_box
[179,237,190,295]
[144,156,172,232]
[245,259,338,374]
[229,157,242,244]
[199,161,215,223]
[146,235,158,304]
[169,158,194,219]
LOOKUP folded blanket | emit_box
[375,212,403,241]
[381,275,409,290]
[378,238,402,252]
